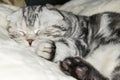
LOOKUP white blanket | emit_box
[0,40,75,80]
[0,4,76,80]
[60,0,120,15]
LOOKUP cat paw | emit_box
[60,57,90,80]
[36,40,56,61]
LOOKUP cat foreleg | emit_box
[36,38,79,62]
[35,40,56,61]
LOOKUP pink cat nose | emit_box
[27,39,34,46]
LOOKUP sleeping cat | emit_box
[7,5,120,80]
[7,6,80,61]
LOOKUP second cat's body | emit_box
[60,12,120,80]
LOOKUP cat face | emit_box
[7,6,70,47]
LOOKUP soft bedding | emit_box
[0,39,75,80]
[1,0,120,80]
[60,0,120,15]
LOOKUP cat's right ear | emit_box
[7,9,23,23]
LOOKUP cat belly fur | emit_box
[85,43,120,79]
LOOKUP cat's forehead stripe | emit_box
[22,6,65,27]
[22,6,43,27]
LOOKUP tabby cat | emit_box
[7,5,120,80]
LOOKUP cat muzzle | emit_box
[27,39,34,46]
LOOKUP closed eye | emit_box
[36,30,50,36]
[9,31,25,38]
[19,31,26,36]
[36,30,41,36]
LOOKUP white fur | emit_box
[98,14,111,37]
[86,43,120,78]
[35,40,54,59]
[54,39,80,62]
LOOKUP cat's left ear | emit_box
[7,9,23,23]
